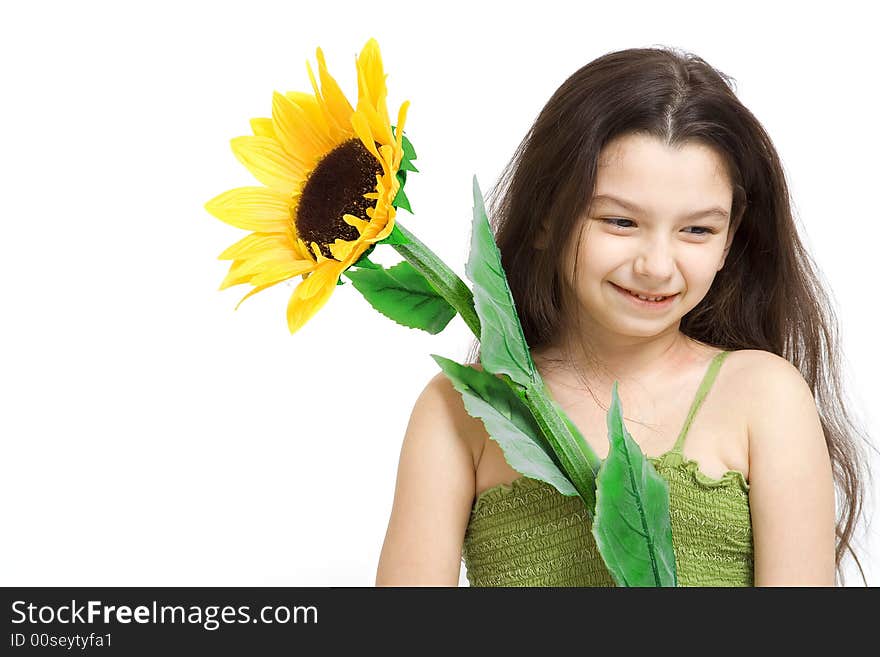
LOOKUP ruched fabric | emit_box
[461,350,753,587]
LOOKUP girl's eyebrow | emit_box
[592,194,729,221]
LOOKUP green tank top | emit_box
[461,350,753,586]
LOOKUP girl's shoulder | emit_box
[423,361,535,469]
[420,365,493,470]
[720,349,816,445]
[721,348,806,388]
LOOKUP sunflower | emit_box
[205,39,410,334]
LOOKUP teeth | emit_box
[629,290,666,301]
[616,284,671,302]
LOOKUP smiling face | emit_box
[557,132,736,348]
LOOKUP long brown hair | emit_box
[464,46,874,586]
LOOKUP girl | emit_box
[374,46,872,586]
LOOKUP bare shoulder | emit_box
[723,348,806,387]
[712,348,819,454]
[736,348,820,424]
[418,366,491,470]
[721,349,814,419]
[375,365,492,585]
[722,351,835,584]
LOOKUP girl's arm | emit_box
[746,352,837,586]
[375,372,482,586]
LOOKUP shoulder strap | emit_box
[670,350,732,454]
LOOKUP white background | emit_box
[1,0,877,586]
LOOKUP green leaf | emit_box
[390,128,418,172]
[351,245,379,269]
[401,133,417,161]
[400,158,419,173]
[392,184,412,214]
[351,254,381,270]
[343,261,456,334]
[464,176,536,389]
[376,223,410,246]
[591,382,678,587]
[388,128,414,213]
[432,355,577,497]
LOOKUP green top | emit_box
[461,350,753,587]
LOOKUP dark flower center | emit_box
[295,139,384,260]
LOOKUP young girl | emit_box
[374,46,872,586]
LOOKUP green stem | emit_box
[520,384,602,519]
[390,223,481,337]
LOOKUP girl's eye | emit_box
[603,218,635,229]
[601,218,715,236]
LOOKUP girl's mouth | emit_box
[610,282,679,309]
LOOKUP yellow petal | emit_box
[217,232,291,261]
[221,252,314,293]
[378,144,394,170]
[350,111,381,161]
[360,100,393,149]
[205,186,293,232]
[286,262,343,334]
[220,259,253,290]
[370,211,396,242]
[356,40,389,116]
[285,91,333,142]
[356,45,393,146]
[227,247,309,280]
[271,91,333,163]
[310,241,326,262]
[295,237,314,261]
[341,213,370,234]
[356,209,393,243]
[231,136,306,196]
[369,171,397,209]
[328,238,360,263]
[250,118,275,138]
[361,207,394,244]
[305,61,349,143]
[249,258,316,286]
[315,48,355,138]
[234,278,285,311]
[394,101,410,166]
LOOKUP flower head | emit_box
[205,38,410,334]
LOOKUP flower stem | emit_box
[390,222,481,337]
[521,383,602,517]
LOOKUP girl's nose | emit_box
[633,237,676,280]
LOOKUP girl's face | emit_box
[559,133,735,343]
